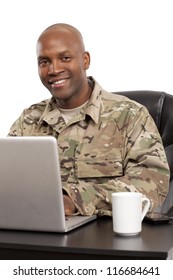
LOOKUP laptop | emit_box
[0,136,96,232]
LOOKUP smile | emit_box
[53,79,66,85]
[51,79,67,88]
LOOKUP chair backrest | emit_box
[113,90,173,214]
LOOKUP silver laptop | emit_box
[0,136,96,232]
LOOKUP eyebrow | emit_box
[37,56,49,61]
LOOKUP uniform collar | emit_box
[38,76,103,130]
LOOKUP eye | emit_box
[62,55,71,62]
[38,59,49,67]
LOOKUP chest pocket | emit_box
[77,156,123,178]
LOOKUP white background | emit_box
[0,0,173,136]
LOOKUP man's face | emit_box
[37,28,90,108]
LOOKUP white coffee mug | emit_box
[112,192,150,236]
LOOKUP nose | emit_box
[48,60,63,75]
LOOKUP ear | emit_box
[83,51,90,70]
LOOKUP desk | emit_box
[0,217,173,260]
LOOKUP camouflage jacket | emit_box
[8,77,170,216]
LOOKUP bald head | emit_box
[37,23,85,53]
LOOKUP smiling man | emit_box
[36,24,91,109]
[8,23,170,216]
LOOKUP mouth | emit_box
[49,78,68,89]
[52,79,66,85]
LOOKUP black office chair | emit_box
[113,90,173,215]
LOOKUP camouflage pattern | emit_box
[8,77,170,216]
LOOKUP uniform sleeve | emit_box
[65,106,170,216]
[8,113,24,136]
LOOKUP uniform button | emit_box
[85,207,90,213]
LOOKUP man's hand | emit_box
[63,194,76,216]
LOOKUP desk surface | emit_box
[0,217,173,260]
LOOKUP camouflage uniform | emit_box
[8,77,170,216]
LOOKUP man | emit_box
[8,23,170,216]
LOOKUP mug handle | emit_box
[141,197,151,221]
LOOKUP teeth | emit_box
[53,79,65,84]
